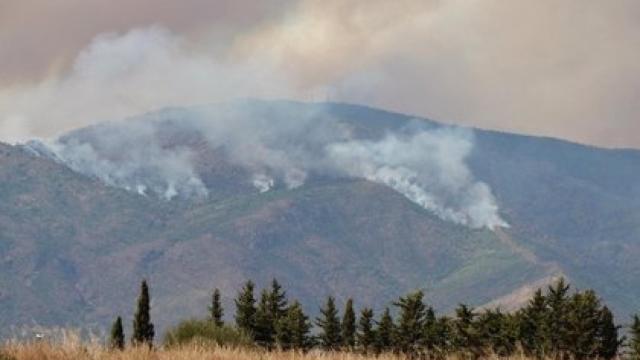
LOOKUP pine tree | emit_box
[394,290,427,355]
[375,307,394,354]
[341,298,356,349]
[276,300,311,350]
[518,288,549,357]
[596,306,620,360]
[452,304,479,355]
[629,315,640,360]
[268,279,288,324]
[566,290,604,359]
[234,280,257,337]
[546,278,570,355]
[209,288,224,327]
[475,309,516,357]
[357,307,375,354]
[109,316,125,350]
[423,307,452,353]
[254,289,275,347]
[316,296,342,350]
[132,280,155,347]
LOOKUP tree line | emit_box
[111,278,640,359]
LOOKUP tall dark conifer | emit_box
[546,278,570,354]
[276,300,312,350]
[596,306,620,360]
[209,288,224,327]
[452,304,479,354]
[394,291,427,355]
[268,279,288,323]
[518,288,549,357]
[630,315,640,360]
[234,280,257,337]
[341,298,356,349]
[357,307,375,353]
[316,296,342,350]
[254,289,275,347]
[375,307,394,354]
[132,280,154,347]
[109,316,125,350]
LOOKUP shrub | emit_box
[163,319,253,349]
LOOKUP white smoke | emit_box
[9,26,507,229]
[326,128,508,229]
[252,174,275,193]
[31,120,208,200]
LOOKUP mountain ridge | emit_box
[0,100,638,337]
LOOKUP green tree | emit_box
[341,298,356,349]
[629,315,640,360]
[565,290,602,359]
[546,278,570,355]
[518,288,549,358]
[475,309,517,356]
[254,289,275,347]
[452,304,479,355]
[596,306,620,360]
[209,288,224,327]
[394,290,427,355]
[423,307,452,354]
[275,300,312,350]
[357,307,375,354]
[234,280,257,337]
[132,279,155,347]
[316,296,342,350]
[268,279,288,324]
[375,307,394,354]
[109,316,125,350]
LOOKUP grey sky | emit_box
[1,0,639,148]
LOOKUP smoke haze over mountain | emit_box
[27,102,507,230]
[1,1,640,148]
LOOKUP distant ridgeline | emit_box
[108,278,640,359]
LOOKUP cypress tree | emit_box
[316,296,342,350]
[234,280,257,337]
[375,307,394,354]
[596,306,620,360]
[209,288,224,327]
[394,291,427,355]
[357,307,375,353]
[132,279,154,347]
[341,298,356,349]
[254,289,275,347]
[109,316,125,350]
[630,315,640,360]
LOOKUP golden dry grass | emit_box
[0,330,528,360]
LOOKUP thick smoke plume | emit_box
[8,26,507,229]
[327,128,508,229]
[27,104,507,230]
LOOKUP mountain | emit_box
[0,100,639,337]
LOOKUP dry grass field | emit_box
[0,332,525,360]
[0,343,532,360]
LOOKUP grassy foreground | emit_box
[0,344,534,360]
[0,335,525,360]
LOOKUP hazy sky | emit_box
[1,0,639,148]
